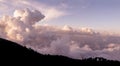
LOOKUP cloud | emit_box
[0,0,120,61]
[0,8,44,41]
[13,8,45,25]
[42,8,66,21]
[0,0,67,21]
[0,8,120,61]
[22,0,67,21]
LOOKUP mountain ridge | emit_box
[0,38,120,65]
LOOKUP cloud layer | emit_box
[0,8,120,61]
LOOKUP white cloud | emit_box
[0,8,44,41]
[42,8,66,21]
[0,0,67,21]
[22,0,67,21]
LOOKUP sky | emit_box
[39,0,120,33]
[0,0,120,33]
[1,0,120,61]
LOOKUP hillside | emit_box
[0,38,120,65]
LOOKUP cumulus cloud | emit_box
[0,8,120,61]
[0,8,44,41]
[0,0,67,21]
[22,0,67,21]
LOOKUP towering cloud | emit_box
[0,8,44,41]
[0,8,120,61]
[14,8,45,25]
[0,0,67,21]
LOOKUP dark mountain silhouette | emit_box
[0,38,120,65]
